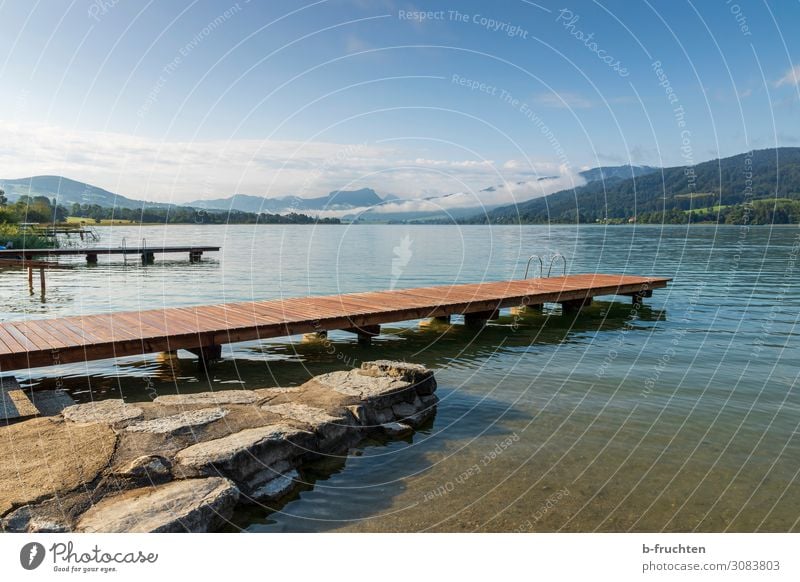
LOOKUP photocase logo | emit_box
[20,542,46,570]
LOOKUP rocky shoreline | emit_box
[0,360,437,533]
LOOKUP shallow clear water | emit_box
[2,224,798,532]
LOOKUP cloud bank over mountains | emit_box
[0,121,585,209]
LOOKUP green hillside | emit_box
[467,148,800,225]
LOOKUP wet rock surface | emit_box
[0,361,437,533]
[76,477,239,533]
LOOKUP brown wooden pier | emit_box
[0,274,669,374]
[0,245,220,264]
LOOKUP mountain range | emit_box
[5,151,793,225]
[186,188,387,213]
[2,165,654,220]
[470,147,800,224]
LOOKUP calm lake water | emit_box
[2,224,799,532]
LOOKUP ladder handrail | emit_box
[547,253,567,277]
[524,254,544,279]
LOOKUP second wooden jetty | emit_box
[0,245,220,264]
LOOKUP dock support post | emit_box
[187,344,222,366]
[189,251,203,262]
[27,266,33,290]
[343,324,380,347]
[141,252,155,265]
[560,297,592,314]
[624,289,653,304]
[86,253,98,264]
[464,308,500,325]
[39,268,45,295]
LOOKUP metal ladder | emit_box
[523,253,568,278]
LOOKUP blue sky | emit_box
[1,0,798,205]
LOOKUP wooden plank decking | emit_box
[0,274,670,373]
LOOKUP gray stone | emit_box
[2,505,36,532]
[361,360,432,381]
[113,455,172,480]
[153,390,258,406]
[262,402,353,443]
[250,470,299,501]
[346,404,367,425]
[1,505,72,533]
[391,401,417,420]
[373,408,395,425]
[382,422,414,438]
[62,399,143,425]
[315,369,407,398]
[28,518,70,533]
[174,424,312,481]
[360,360,436,394]
[126,407,228,434]
[76,477,239,533]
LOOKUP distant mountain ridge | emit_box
[187,188,385,213]
[1,164,661,220]
[467,148,800,224]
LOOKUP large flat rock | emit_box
[76,477,239,533]
[0,418,116,517]
[154,390,259,406]
[62,400,143,425]
[126,408,229,434]
[314,369,411,401]
[262,402,355,445]
[174,424,312,481]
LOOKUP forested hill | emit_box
[464,148,800,225]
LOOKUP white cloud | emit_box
[775,65,800,88]
[306,171,586,219]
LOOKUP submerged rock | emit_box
[250,469,300,501]
[76,477,239,533]
[381,422,414,438]
[30,390,76,416]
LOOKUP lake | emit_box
[2,224,798,532]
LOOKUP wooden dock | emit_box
[0,245,220,264]
[0,274,669,374]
